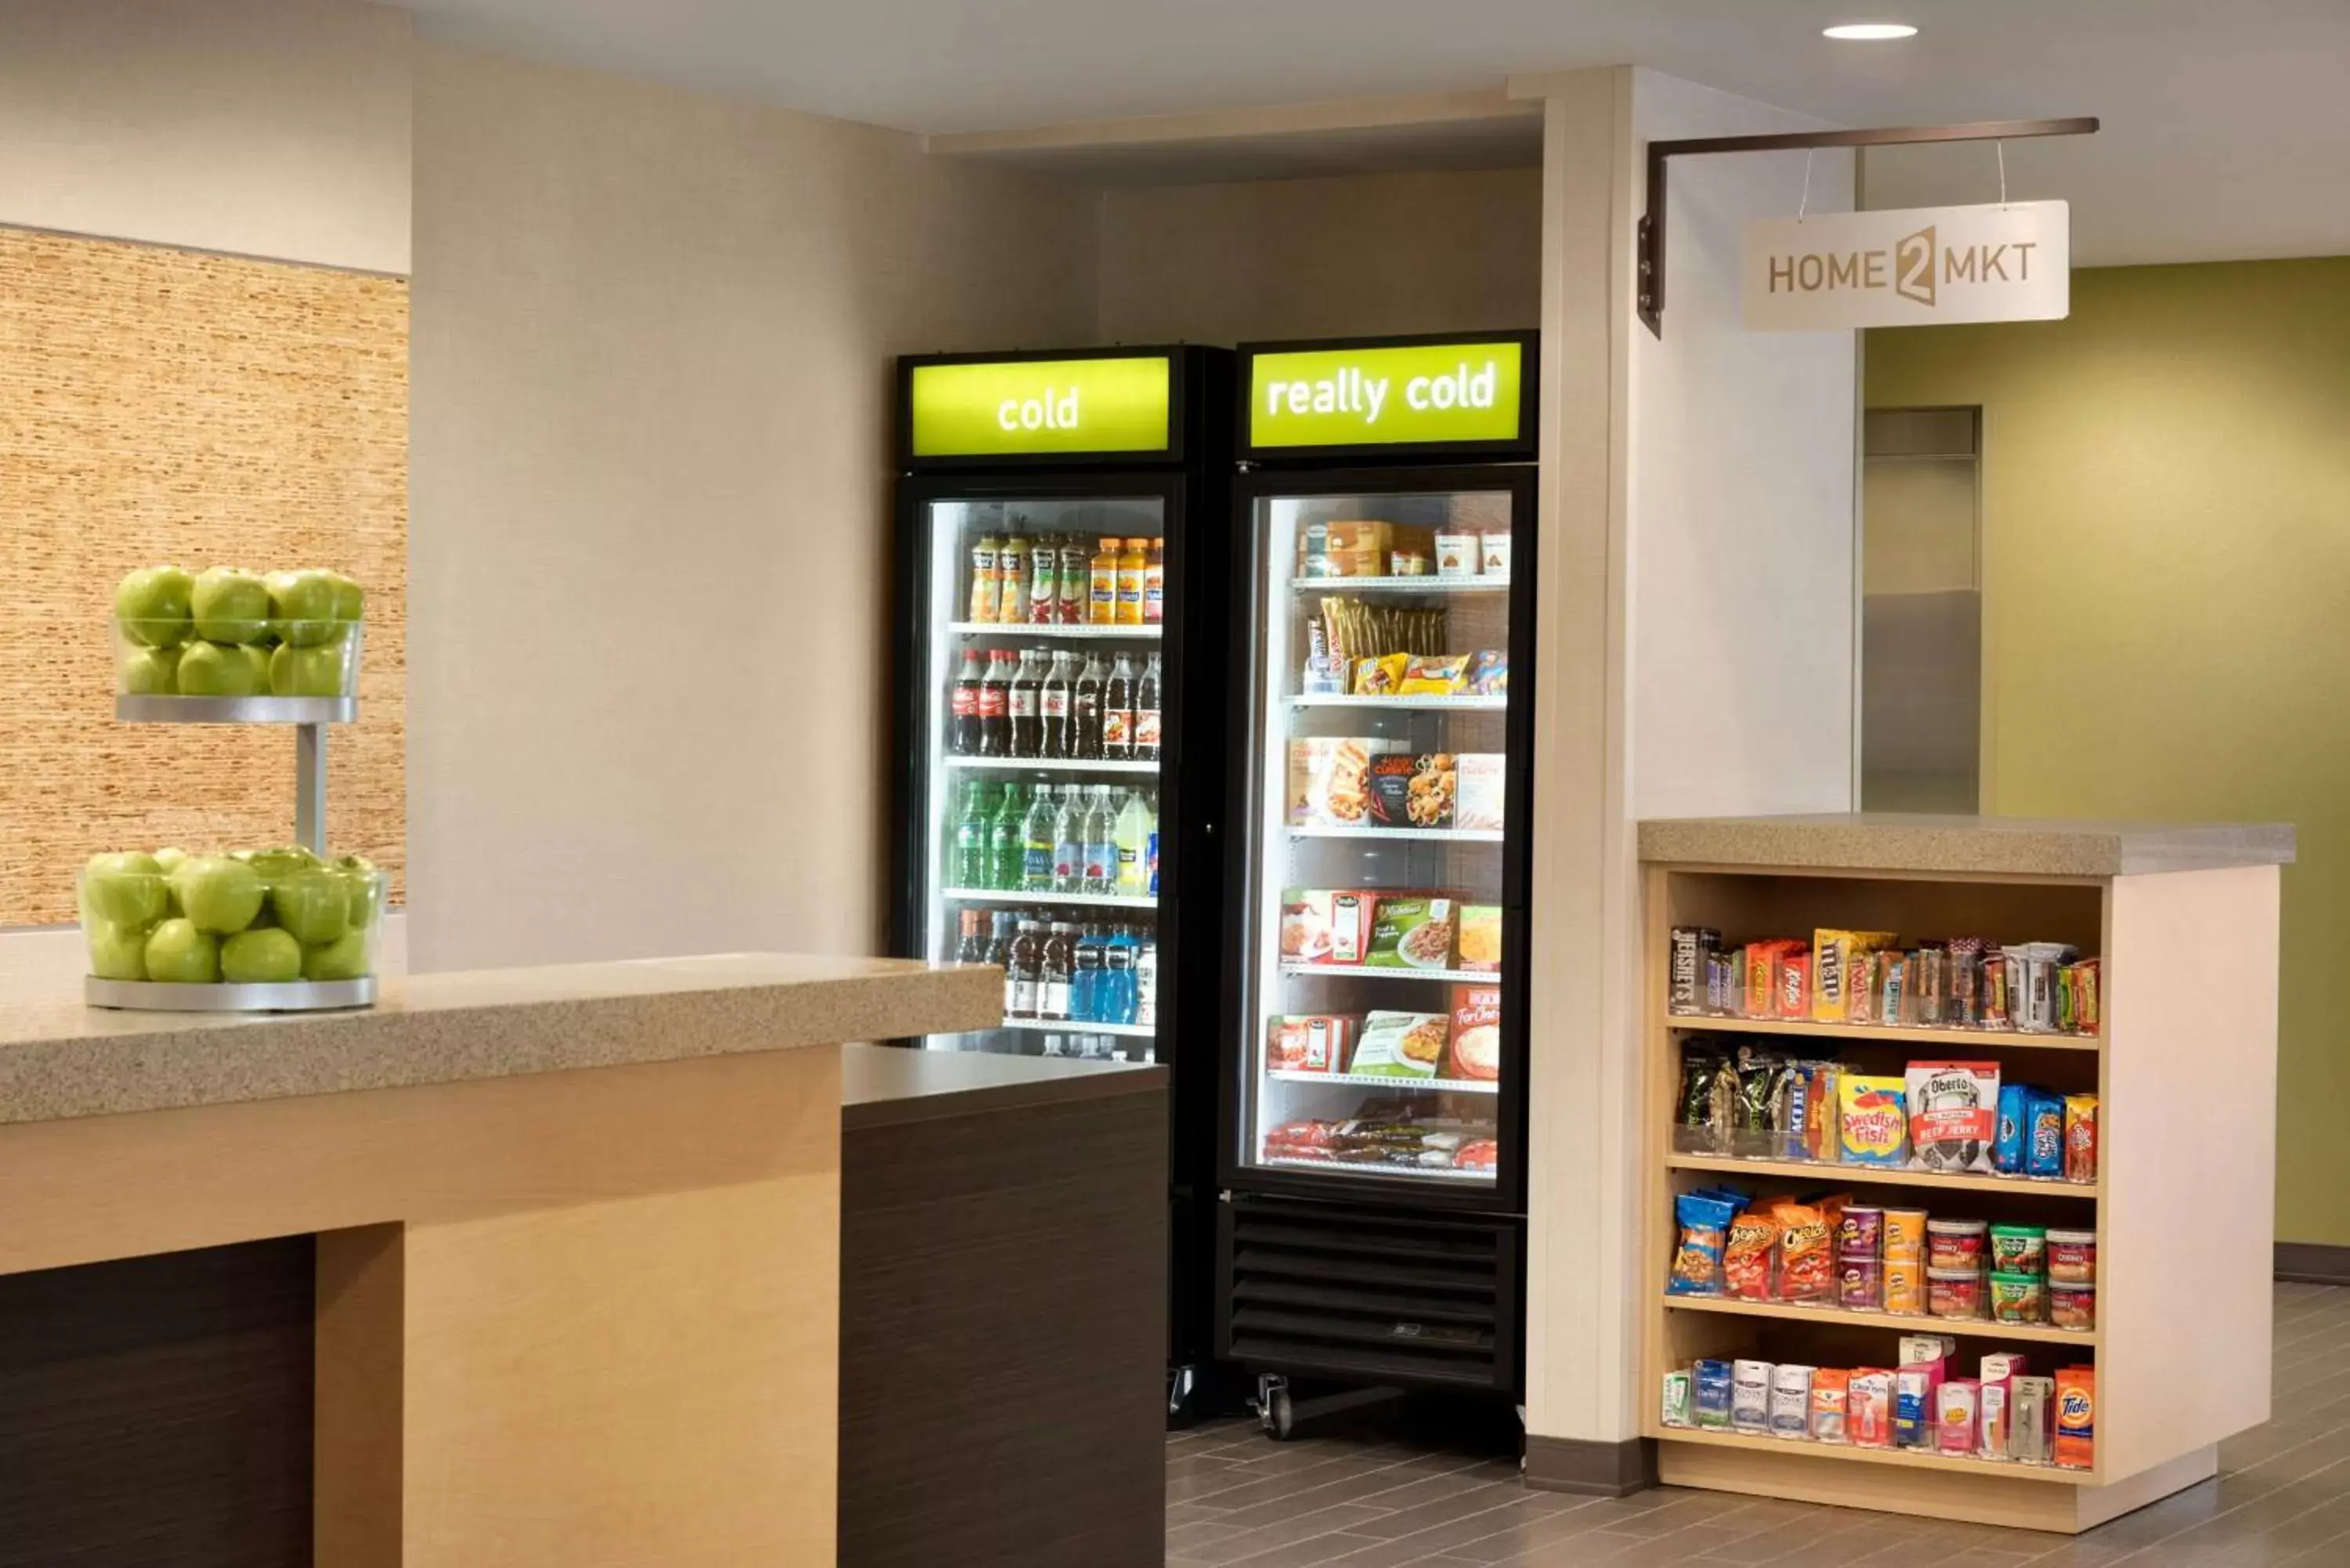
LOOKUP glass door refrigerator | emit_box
[1217,332,1538,1430]
[890,344,1233,1414]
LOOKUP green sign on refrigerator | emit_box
[1246,339,1528,452]
[908,355,1173,459]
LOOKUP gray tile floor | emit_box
[1168,1282,2350,1567]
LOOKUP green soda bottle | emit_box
[953,780,994,889]
[988,782,1027,891]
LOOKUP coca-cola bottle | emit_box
[1072,652,1107,759]
[1010,648,1044,758]
[977,649,1012,757]
[949,649,984,755]
[1040,652,1074,759]
[1133,652,1161,761]
[1101,653,1137,760]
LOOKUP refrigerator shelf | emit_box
[1266,1069,1498,1095]
[1288,826,1504,844]
[942,887,1158,910]
[1258,1155,1494,1183]
[1000,1017,1155,1039]
[1292,575,1510,594]
[947,621,1160,640]
[1279,963,1501,984]
[1285,694,1506,711]
[944,756,1159,775]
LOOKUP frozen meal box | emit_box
[1449,985,1502,1081]
[1279,890,1336,963]
[1288,737,1404,827]
[1455,753,1506,832]
[1350,1010,1448,1078]
[1368,753,1456,829]
[1365,896,1456,970]
[1456,905,1502,972]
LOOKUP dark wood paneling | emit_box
[842,1082,1167,1568]
[0,1237,314,1567]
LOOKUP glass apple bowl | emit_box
[80,849,387,988]
[112,616,364,700]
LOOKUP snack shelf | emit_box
[942,887,1158,910]
[1285,694,1506,712]
[1661,1292,2097,1346]
[115,694,356,725]
[946,621,1159,640]
[1667,1153,2098,1200]
[1645,1422,2084,1485]
[1267,1068,1497,1095]
[1000,1017,1155,1039]
[1292,575,1511,594]
[1280,963,1499,984]
[1259,1155,1494,1183]
[944,756,1158,776]
[1289,826,1505,844]
[1668,1014,2100,1052]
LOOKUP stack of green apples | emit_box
[81,847,385,985]
[113,565,366,699]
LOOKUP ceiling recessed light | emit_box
[1824,22,1919,39]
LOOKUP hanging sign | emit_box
[1245,338,1528,453]
[1742,201,2069,331]
[907,354,1173,459]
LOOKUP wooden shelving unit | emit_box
[1639,828,2285,1534]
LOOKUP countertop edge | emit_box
[1636,816,2297,877]
[844,1061,1167,1130]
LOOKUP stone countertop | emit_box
[0,952,1001,1128]
[841,1042,1162,1129]
[1638,813,2297,878]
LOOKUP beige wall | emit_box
[0,0,411,273]
[406,43,1098,973]
[1095,168,1542,343]
[1867,257,2350,1245]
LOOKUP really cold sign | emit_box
[1246,341,1526,450]
[1742,201,2070,331]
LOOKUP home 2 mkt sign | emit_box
[1248,341,1524,450]
[1743,201,2070,331]
[909,356,1172,459]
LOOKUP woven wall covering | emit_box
[0,228,407,926]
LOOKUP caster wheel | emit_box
[1267,1386,1295,1441]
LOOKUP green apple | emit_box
[87,919,153,981]
[190,566,271,644]
[302,928,371,982]
[239,643,273,691]
[222,927,302,984]
[120,645,182,695]
[269,641,345,697]
[324,570,365,623]
[245,844,320,881]
[144,918,220,983]
[175,640,262,696]
[84,851,169,927]
[272,867,351,944]
[152,847,190,876]
[171,854,264,934]
[333,854,382,930]
[115,566,194,648]
[266,569,342,646]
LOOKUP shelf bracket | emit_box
[1636,115,2099,338]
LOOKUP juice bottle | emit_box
[969,534,1002,623]
[1000,532,1031,624]
[1056,540,1088,625]
[1005,919,1043,1020]
[1040,923,1076,1021]
[1025,533,1059,624]
[1115,789,1152,895]
[1115,537,1148,625]
[1143,537,1165,623]
[1089,537,1120,624]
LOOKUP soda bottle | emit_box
[1102,927,1137,1024]
[1115,788,1152,896]
[1005,919,1043,1020]
[1089,537,1120,625]
[1026,533,1059,625]
[1071,926,1104,1023]
[1082,784,1118,894]
[968,533,1002,623]
[988,782,1026,891]
[1040,651,1074,759]
[1009,648,1043,757]
[1102,654,1136,759]
[1041,922,1076,1021]
[949,649,984,754]
[1000,532,1031,624]
[1073,652,1107,759]
[1021,786,1057,892]
[978,649,1012,757]
[1056,540,1088,624]
[1115,537,1148,626]
[1133,652,1162,761]
[1136,937,1158,1027]
[953,779,992,887]
[1143,537,1165,624]
[1052,786,1085,894]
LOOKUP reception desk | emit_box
[0,953,996,1568]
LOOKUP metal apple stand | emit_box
[85,693,376,1012]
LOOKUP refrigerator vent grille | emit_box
[1220,1196,1516,1392]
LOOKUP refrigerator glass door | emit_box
[917,492,1169,1058]
[1240,486,1516,1191]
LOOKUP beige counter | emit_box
[1637,811,2295,878]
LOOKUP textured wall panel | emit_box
[0,227,405,925]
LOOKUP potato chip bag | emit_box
[1724,1210,1782,1301]
[1770,1201,1835,1302]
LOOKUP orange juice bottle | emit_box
[1143,537,1165,623]
[1115,537,1148,625]
[1089,537,1121,624]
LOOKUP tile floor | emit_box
[1167,1282,2350,1566]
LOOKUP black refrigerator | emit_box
[1215,331,1538,1432]
[888,344,1233,1414]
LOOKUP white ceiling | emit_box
[399,0,2350,266]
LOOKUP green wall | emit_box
[1866,257,2350,1245]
